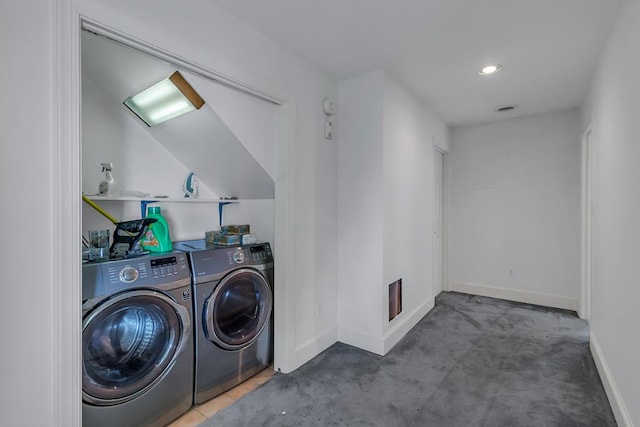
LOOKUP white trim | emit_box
[450,281,577,311]
[382,297,434,354]
[273,97,297,373]
[292,327,338,370]
[442,148,450,293]
[590,333,634,427]
[338,297,435,356]
[56,1,82,426]
[579,124,593,320]
[338,325,385,355]
[434,146,449,293]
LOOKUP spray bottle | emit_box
[98,163,119,196]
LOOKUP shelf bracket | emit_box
[218,202,233,228]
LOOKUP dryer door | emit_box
[204,268,273,351]
[82,290,190,406]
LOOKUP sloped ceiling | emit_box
[81,30,274,199]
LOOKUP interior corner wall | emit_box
[75,0,338,381]
[337,70,385,350]
[449,110,581,310]
[583,0,640,424]
[381,77,435,346]
[337,71,439,355]
[428,110,450,153]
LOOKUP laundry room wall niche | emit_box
[81,29,277,243]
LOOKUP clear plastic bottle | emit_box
[141,206,173,252]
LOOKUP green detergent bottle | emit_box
[141,206,173,252]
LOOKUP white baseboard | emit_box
[450,281,577,311]
[291,326,338,371]
[590,332,634,427]
[338,297,435,356]
[382,297,434,354]
[338,325,385,355]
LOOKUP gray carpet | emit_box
[204,292,616,426]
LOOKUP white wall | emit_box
[337,70,442,354]
[0,1,57,426]
[449,110,581,310]
[582,0,639,424]
[382,77,434,336]
[337,71,385,346]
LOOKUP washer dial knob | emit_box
[120,266,139,283]
[233,249,245,264]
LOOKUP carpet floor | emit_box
[203,291,616,426]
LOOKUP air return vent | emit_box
[389,279,402,321]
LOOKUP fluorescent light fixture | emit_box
[479,64,503,75]
[124,71,205,126]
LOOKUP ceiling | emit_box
[209,0,621,127]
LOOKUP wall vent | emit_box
[389,278,403,321]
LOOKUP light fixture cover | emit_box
[124,71,205,126]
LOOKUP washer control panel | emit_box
[119,266,139,283]
[101,253,191,294]
[232,248,245,264]
[150,256,183,278]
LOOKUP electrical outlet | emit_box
[509,268,515,277]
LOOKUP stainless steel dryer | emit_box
[82,253,193,427]
[177,240,274,405]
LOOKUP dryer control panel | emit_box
[249,244,272,262]
[187,242,273,284]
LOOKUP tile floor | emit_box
[168,368,276,427]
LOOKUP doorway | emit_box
[58,12,297,425]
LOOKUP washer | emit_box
[177,240,274,405]
[82,253,193,427]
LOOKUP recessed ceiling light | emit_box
[495,105,518,112]
[479,64,503,76]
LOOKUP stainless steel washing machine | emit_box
[176,240,274,405]
[82,253,193,427]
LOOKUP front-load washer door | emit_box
[204,268,273,351]
[82,290,190,406]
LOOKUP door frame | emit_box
[56,4,296,425]
[579,124,593,320]
[433,147,448,294]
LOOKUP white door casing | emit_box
[580,125,594,320]
[433,148,445,295]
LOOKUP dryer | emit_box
[177,241,274,405]
[82,253,193,427]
